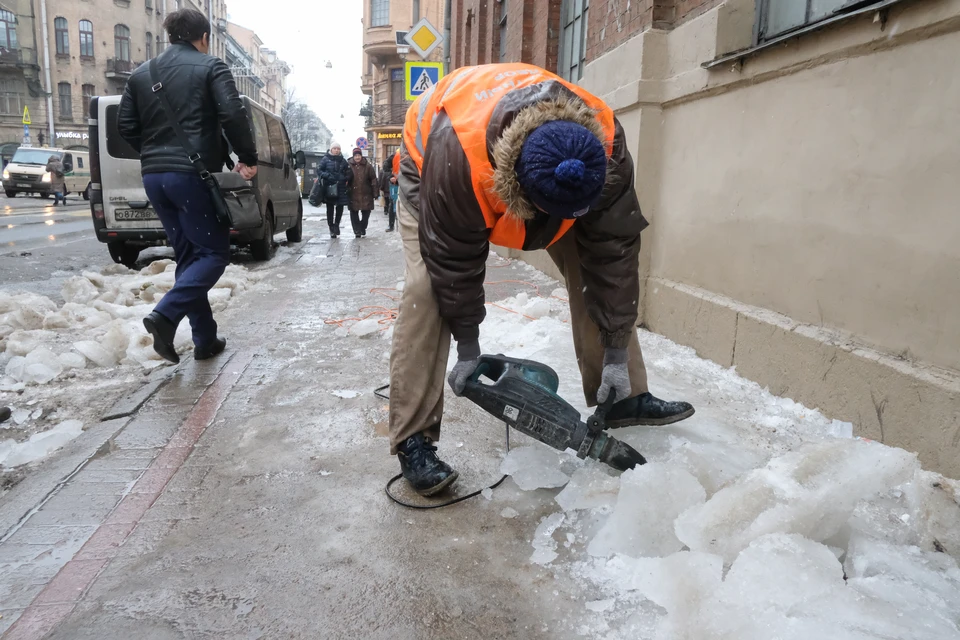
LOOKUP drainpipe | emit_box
[39,0,54,144]
[161,0,167,49]
[443,0,451,72]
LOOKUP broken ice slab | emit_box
[500,446,570,491]
[588,462,705,559]
[555,464,620,512]
[674,438,919,564]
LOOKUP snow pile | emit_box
[471,295,960,639]
[0,420,83,468]
[0,261,259,386]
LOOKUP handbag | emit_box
[325,181,338,201]
[148,59,262,231]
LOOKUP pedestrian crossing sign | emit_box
[404,61,444,101]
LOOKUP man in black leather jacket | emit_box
[118,8,258,365]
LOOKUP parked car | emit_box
[2,147,91,199]
[88,95,305,267]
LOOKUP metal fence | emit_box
[369,103,409,127]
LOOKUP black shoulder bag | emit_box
[148,58,262,230]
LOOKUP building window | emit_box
[0,79,20,115]
[0,10,17,51]
[559,0,588,81]
[79,20,94,58]
[146,31,152,59]
[58,82,72,120]
[146,0,153,9]
[115,24,130,61]
[55,17,70,56]
[82,83,95,116]
[370,0,389,27]
[757,0,848,42]
[499,0,508,62]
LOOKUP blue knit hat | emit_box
[515,120,607,219]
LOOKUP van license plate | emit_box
[16,183,31,188]
[114,209,158,221]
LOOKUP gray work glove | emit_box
[597,347,630,406]
[448,339,481,397]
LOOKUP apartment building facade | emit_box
[360,0,445,167]
[448,0,960,479]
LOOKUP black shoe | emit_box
[194,337,226,361]
[143,311,180,364]
[331,234,338,239]
[605,393,695,428]
[397,433,459,496]
[386,227,395,232]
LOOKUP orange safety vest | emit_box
[403,63,615,250]
[392,149,400,176]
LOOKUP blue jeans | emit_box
[143,172,229,348]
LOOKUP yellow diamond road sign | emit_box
[404,18,443,59]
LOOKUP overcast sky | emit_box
[225,0,368,148]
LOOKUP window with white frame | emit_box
[559,0,588,81]
[79,20,94,58]
[55,17,69,55]
[757,0,853,42]
[0,10,17,51]
[370,0,389,27]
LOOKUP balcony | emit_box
[0,47,37,69]
[363,28,399,58]
[105,58,140,79]
[367,103,409,129]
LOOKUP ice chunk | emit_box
[6,294,58,330]
[500,507,519,519]
[0,420,84,467]
[481,488,493,500]
[350,318,381,338]
[555,465,620,512]
[12,408,30,425]
[524,298,552,319]
[585,599,615,613]
[41,312,72,330]
[530,512,564,565]
[61,276,99,304]
[140,260,174,276]
[30,408,42,420]
[100,263,133,276]
[208,288,232,312]
[550,288,567,299]
[589,463,705,559]
[22,347,63,385]
[500,446,570,491]
[675,439,919,564]
[331,390,361,399]
[58,352,87,370]
[81,270,105,288]
[5,355,26,381]
[5,330,56,357]
[73,340,118,367]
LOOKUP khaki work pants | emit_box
[388,199,649,454]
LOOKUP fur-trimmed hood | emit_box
[492,96,609,222]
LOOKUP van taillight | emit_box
[93,204,104,219]
[88,97,101,184]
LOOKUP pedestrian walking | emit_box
[45,155,66,206]
[348,147,378,238]
[118,8,258,365]
[389,63,695,496]
[319,143,351,238]
[379,156,396,232]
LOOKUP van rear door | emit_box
[98,95,162,229]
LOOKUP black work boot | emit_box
[194,337,226,361]
[397,433,459,497]
[605,393,695,428]
[143,311,179,364]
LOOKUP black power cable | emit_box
[377,384,512,510]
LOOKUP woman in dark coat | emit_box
[318,143,352,239]
[347,147,378,238]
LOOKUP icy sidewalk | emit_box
[0,260,260,475]
[475,279,960,640]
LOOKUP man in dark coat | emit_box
[379,157,396,232]
[347,148,378,238]
[318,143,351,239]
[118,8,257,365]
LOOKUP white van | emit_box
[2,147,91,199]
[88,95,305,267]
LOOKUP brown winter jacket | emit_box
[45,159,66,193]
[348,156,378,212]
[398,79,648,350]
